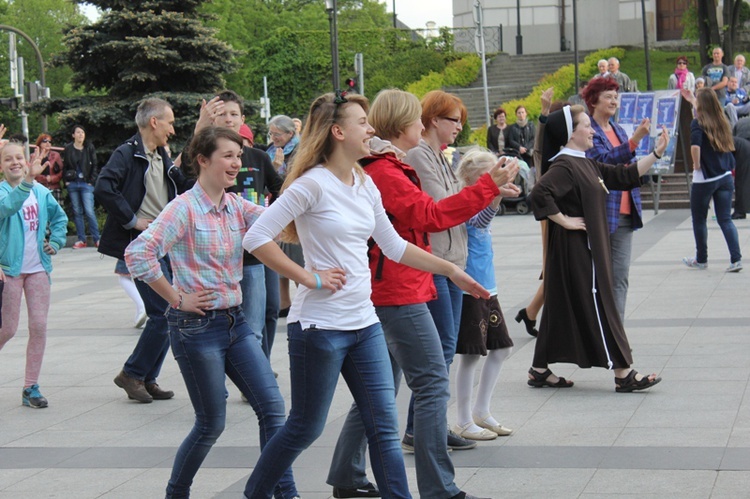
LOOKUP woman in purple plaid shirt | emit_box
[125,127,298,499]
[582,77,651,322]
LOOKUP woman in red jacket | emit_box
[31,134,64,204]
[325,88,518,499]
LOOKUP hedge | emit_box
[406,54,482,98]
[502,47,626,125]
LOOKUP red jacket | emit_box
[363,153,500,306]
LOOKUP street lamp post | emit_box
[325,0,340,91]
[516,0,523,55]
[393,0,397,28]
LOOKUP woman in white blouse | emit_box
[242,92,488,498]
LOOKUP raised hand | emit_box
[489,156,519,187]
[654,126,669,157]
[194,96,225,133]
[631,118,651,143]
[540,87,554,116]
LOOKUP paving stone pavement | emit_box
[1,209,749,498]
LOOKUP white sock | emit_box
[454,354,483,431]
[119,275,145,316]
[473,347,512,425]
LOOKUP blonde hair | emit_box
[368,89,421,140]
[281,92,370,243]
[457,148,495,186]
[695,88,735,153]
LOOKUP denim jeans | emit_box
[610,214,634,323]
[406,275,463,435]
[690,174,742,264]
[244,322,411,499]
[127,257,171,384]
[327,304,459,498]
[165,307,296,499]
[240,263,266,346]
[263,266,280,359]
[66,181,100,243]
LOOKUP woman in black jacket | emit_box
[62,125,100,248]
[506,105,536,166]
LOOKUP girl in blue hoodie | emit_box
[0,141,68,408]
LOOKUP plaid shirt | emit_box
[125,181,264,310]
[586,117,643,233]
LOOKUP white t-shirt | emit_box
[244,165,407,330]
[21,191,45,274]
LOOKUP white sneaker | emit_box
[726,261,743,273]
[134,310,147,328]
[683,257,707,270]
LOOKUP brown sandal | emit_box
[527,368,574,388]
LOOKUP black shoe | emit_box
[514,308,538,337]
[447,429,477,450]
[732,212,746,220]
[332,482,380,498]
[401,433,414,453]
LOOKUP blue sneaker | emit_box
[683,257,707,270]
[22,384,48,408]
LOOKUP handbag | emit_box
[63,169,77,182]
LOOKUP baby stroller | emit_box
[495,147,533,215]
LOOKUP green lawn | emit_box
[619,49,701,91]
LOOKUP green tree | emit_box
[203,0,450,122]
[44,0,237,155]
[0,0,88,133]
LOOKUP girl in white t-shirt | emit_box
[242,92,489,498]
[0,142,68,409]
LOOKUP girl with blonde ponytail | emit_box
[242,91,489,498]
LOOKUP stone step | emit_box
[449,50,594,128]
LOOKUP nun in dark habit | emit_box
[527,104,667,393]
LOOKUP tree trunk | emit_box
[698,0,722,66]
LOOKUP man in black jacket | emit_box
[95,98,189,403]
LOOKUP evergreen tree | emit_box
[44,0,236,155]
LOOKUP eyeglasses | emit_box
[41,139,51,143]
[269,131,290,139]
[677,61,687,66]
[440,117,462,124]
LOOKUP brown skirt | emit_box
[456,295,514,356]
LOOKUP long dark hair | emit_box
[695,88,735,153]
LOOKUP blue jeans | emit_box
[127,257,171,384]
[327,304,459,498]
[263,266,280,359]
[165,307,296,499]
[240,264,266,346]
[66,181,100,243]
[690,174,742,264]
[244,322,411,499]
[406,275,463,435]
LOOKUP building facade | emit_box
[453,0,692,54]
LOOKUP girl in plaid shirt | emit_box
[125,127,298,499]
